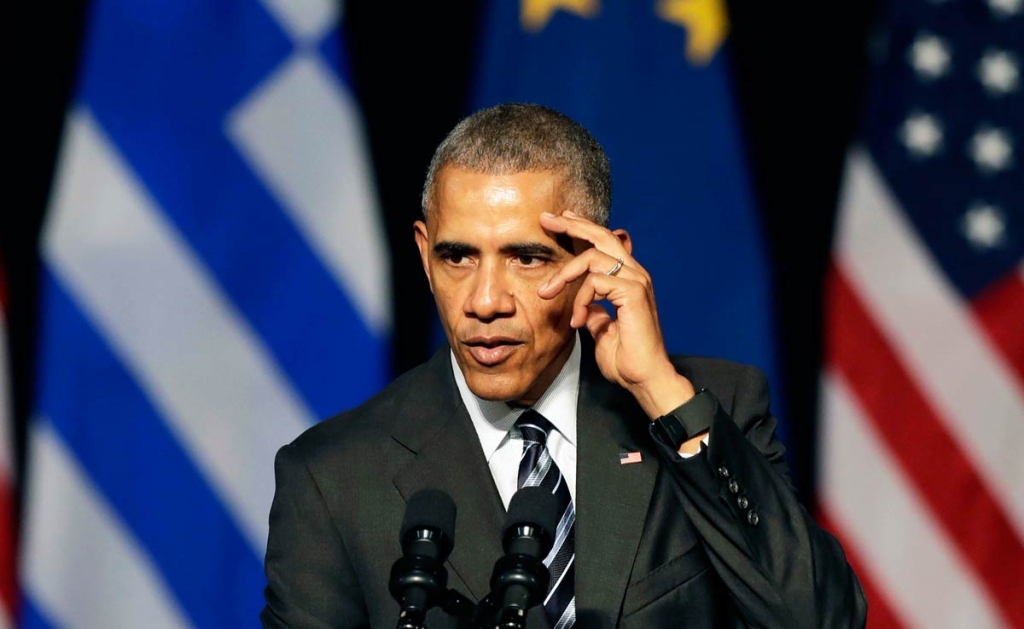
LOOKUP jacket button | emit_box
[747,510,759,526]
[728,479,740,494]
[737,495,748,510]
[718,466,730,478]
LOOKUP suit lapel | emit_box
[574,338,660,628]
[390,339,657,627]
[391,348,506,603]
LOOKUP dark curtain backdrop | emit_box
[5,0,878,515]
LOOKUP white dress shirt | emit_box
[452,333,708,511]
[452,334,581,510]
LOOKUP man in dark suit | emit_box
[261,102,867,629]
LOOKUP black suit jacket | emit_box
[261,338,867,629]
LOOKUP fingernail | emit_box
[541,211,555,218]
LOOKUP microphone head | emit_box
[400,488,456,560]
[502,486,558,557]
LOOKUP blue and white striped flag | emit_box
[21,1,390,627]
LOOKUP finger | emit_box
[539,248,645,299]
[569,276,600,328]
[577,268,662,333]
[540,211,628,258]
[569,269,644,328]
[583,304,613,341]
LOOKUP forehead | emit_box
[431,168,565,237]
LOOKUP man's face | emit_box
[414,167,581,406]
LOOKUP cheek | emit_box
[526,284,576,329]
[551,280,582,314]
[429,278,463,319]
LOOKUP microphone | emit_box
[388,488,456,629]
[484,486,558,629]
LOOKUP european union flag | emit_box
[472,0,786,427]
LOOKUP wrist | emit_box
[628,369,696,419]
[649,389,715,453]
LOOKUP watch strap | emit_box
[649,388,714,450]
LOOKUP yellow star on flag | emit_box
[656,0,729,65]
[521,0,600,32]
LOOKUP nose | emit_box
[465,259,515,320]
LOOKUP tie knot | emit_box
[516,410,554,446]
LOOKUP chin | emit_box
[463,373,526,403]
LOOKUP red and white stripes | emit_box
[818,149,1024,629]
[0,254,19,629]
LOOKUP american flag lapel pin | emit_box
[619,450,643,465]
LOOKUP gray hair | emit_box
[421,103,612,225]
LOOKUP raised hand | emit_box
[538,211,695,418]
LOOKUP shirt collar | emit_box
[452,333,581,463]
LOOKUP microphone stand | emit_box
[440,588,477,625]
[474,551,549,629]
[393,586,476,629]
[398,580,542,629]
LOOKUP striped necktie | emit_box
[516,410,575,629]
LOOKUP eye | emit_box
[442,253,469,265]
[515,254,544,267]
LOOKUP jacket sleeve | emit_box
[261,442,370,629]
[651,364,868,629]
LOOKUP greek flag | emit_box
[21,1,390,627]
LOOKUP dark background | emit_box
[4,0,880,513]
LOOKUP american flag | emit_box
[20,1,390,627]
[0,255,17,629]
[619,450,643,465]
[818,1,1023,629]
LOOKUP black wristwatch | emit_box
[649,388,714,451]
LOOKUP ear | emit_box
[612,228,633,255]
[413,220,434,294]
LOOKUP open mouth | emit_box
[463,337,523,366]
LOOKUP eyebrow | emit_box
[502,242,557,257]
[432,241,559,257]
[433,241,477,257]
